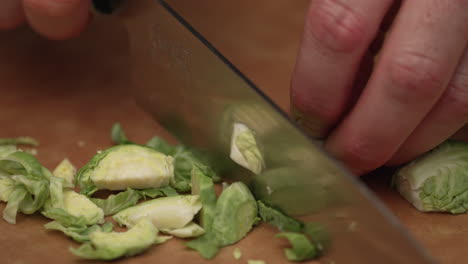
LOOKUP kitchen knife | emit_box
[109,0,437,263]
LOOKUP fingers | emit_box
[325,0,468,174]
[23,0,91,40]
[0,0,25,30]
[290,0,394,137]
[388,47,468,164]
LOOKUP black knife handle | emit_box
[92,0,123,14]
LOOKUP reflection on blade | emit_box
[118,0,436,263]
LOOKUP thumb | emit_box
[23,0,91,40]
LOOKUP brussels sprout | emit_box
[43,190,104,226]
[75,145,174,196]
[91,189,142,216]
[186,182,258,259]
[71,219,171,260]
[230,123,265,175]
[161,222,205,238]
[0,176,14,202]
[191,165,216,229]
[113,195,202,230]
[0,151,50,224]
[45,221,114,243]
[52,158,76,188]
[276,232,318,261]
[394,140,468,213]
[211,182,258,246]
[257,200,303,232]
[0,137,39,147]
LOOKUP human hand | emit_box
[291,0,468,175]
[0,0,91,40]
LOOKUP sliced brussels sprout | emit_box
[71,219,170,260]
[52,158,76,188]
[113,195,201,230]
[394,140,468,213]
[76,145,174,196]
[230,123,265,175]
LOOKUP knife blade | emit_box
[115,0,437,263]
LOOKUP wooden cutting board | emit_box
[0,1,466,263]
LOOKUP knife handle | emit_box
[92,0,123,14]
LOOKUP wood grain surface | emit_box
[0,1,464,263]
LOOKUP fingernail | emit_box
[290,100,328,139]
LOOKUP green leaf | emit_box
[70,219,166,260]
[171,146,220,192]
[211,182,257,246]
[0,137,39,147]
[146,137,175,155]
[276,232,318,261]
[303,222,330,253]
[161,222,205,238]
[185,235,220,259]
[191,165,217,230]
[257,200,303,232]
[12,175,49,214]
[45,221,113,243]
[3,186,28,224]
[0,176,15,202]
[187,182,257,259]
[91,189,142,216]
[138,186,179,199]
[52,159,76,188]
[111,123,134,145]
[0,146,17,159]
[42,208,88,227]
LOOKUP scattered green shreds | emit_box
[276,232,318,262]
[0,137,39,147]
[71,219,170,260]
[257,200,303,232]
[0,151,51,224]
[233,248,242,260]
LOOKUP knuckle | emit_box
[307,0,368,52]
[387,50,446,101]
